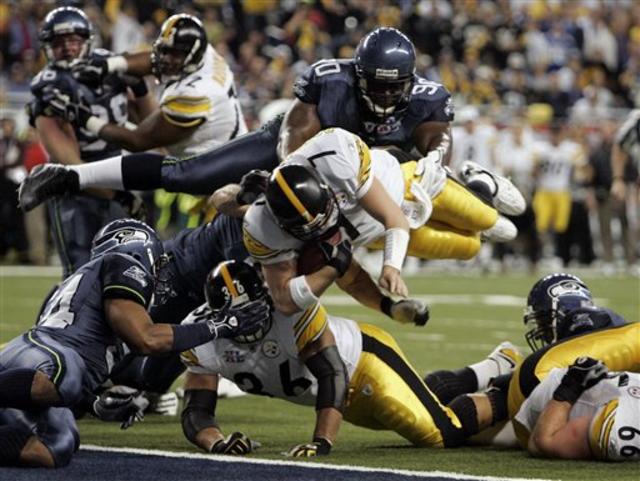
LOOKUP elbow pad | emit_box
[181,389,219,444]
[306,345,349,412]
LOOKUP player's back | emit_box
[533,139,583,191]
[30,49,129,162]
[34,252,154,392]
[160,45,247,157]
[294,59,453,151]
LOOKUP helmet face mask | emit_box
[354,27,416,118]
[40,7,93,69]
[152,14,207,83]
[205,261,272,344]
[523,273,593,351]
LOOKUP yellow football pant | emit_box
[345,324,464,447]
[369,162,499,260]
[532,190,571,233]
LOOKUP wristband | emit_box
[312,437,332,455]
[86,116,108,136]
[107,55,129,73]
[380,296,393,317]
[289,275,318,310]
[383,228,409,271]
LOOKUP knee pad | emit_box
[42,408,79,468]
[448,394,479,440]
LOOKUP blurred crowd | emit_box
[1,0,639,273]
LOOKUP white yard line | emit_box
[81,444,555,481]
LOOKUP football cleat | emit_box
[486,341,523,375]
[458,161,526,216]
[481,215,518,242]
[18,164,80,212]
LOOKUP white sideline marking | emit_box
[81,444,554,481]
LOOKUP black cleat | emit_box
[18,164,80,211]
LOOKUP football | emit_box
[296,243,328,275]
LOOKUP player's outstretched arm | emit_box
[277,99,322,160]
[528,402,591,459]
[413,121,453,166]
[286,328,346,457]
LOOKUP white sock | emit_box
[468,359,501,391]
[69,155,124,190]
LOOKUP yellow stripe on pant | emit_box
[344,323,463,447]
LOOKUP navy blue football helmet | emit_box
[40,7,93,68]
[205,261,272,343]
[265,164,340,241]
[523,273,594,351]
[90,219,165,278]
[354,27,416,118]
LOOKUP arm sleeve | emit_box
[416,83,454,124]
[161,94,210,128]
[293,63,322,104]
[293,303,329,353]
[101,253,154,308]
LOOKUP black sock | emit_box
[0,425,32,466]
[448,394,480,438]
[486,387,508,425]
[0,368,37,409]
[424,368,478,404]
[121,153,164,191]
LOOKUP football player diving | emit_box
[516,358,640,461]
[178,260,518,456]
[0,220,254,468]
[28,6,154,278]
[233,128,519,315]
[19,27,524,243]
[422,273,637,456]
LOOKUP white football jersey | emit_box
[242,128,405,264]
[180,302,362,406]
[616,109,640,170]
[159,45,247,158]
[514,368,640,461]
[532,140,584,191]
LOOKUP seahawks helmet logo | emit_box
[547,280,590,299]
[113,228,150,244]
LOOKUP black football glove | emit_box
[318,236,352,277]
[210,432,259,455]
[236,169,270,205]
[285,437,332,457]
[113,191,147,221]
[72,56,110,84]
[389,299,430,326]
[92,386,149,429]
[43,87,93,128]
[553,357,608,404]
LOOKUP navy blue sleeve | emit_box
[101,253,154,308]
[293,62,322,104]
[411,78,455,123]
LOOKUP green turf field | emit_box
[1,270,638,480]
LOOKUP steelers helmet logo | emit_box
[262,340,280,358]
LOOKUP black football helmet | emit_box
[354,27,416,118]
[151,14,208,83]
[40,7,93,68]
[90,219,165,278]
[523,273,594,351]
[265,164,340,242]
[205,261,272,343]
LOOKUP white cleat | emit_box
[217,377,247,398]
[481,215,518,242]
[487,341,523,375]
[458,161,526,216]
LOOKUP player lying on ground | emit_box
[178,260,517,456]
[424,273,637,450]
[0,220,256,468]
[518,358,639,461]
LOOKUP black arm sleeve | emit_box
[181,389,219,446]
[305,345,348,412]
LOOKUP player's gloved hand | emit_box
[44,87,94,129]
[389,298,430,326]
[145,391,179,416]
[285,437,332,457]
[72,56,110,84]
[318,232,352,277]
[210,432,259,455]
[92,386,150,429]
[236,169,270,205]
[553,357,608,404]
[113,191,147,221]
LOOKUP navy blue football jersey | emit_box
[29,49,129,162]
[557,306,628,341]
[293,59,454,152]
[34,252,154,392]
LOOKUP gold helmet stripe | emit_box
[219,262,239,297]
[162,15,180,39]
[274,169,313,222]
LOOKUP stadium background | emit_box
[0,1,639,480]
